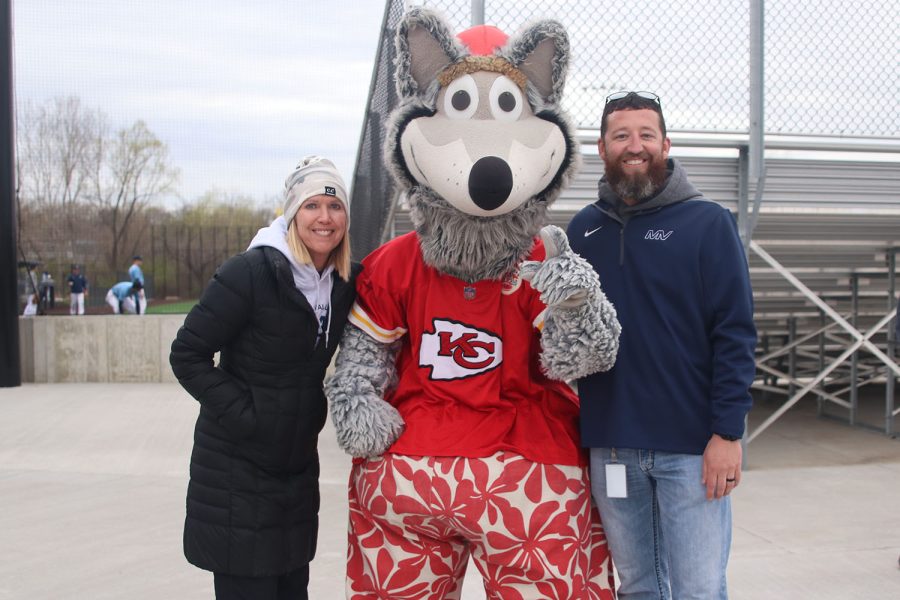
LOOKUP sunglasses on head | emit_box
[605,91,661,107]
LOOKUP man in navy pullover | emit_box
[568,92,757,599]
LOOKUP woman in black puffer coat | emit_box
[170,157,358,600]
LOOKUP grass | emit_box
[146,300,197,314]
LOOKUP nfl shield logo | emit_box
[463,285,476,300]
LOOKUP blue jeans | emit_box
[590,448,731,600]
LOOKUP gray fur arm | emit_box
[325,325,405,458]
[520,225,621,381]
[541,286,620,381]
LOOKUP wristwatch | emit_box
[715,433,742,441]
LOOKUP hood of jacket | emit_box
[247,216,335,344]
[597,158,703,218]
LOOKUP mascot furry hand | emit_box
[326,8,619,598]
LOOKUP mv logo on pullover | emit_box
[644,229,673,241]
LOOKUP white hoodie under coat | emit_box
[247,216,334,345]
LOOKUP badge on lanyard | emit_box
[606,448,627,498]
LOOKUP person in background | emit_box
[128,255,147,308]
[105,280,143,314]
[22,263,41,315]
[128,255,144,285]
[67,264,89,315]
[39,270,55,309]
[169,156,358,600]
[23,293,38,317]
[567,91,757,599]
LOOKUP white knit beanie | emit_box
[283,156,350,224]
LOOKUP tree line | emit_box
[15,96,274,302]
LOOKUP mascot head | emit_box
[386,9,580,282]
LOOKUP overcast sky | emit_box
[13,1,899,211]
[13,0,387,208]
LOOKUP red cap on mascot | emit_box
[456,25,507,55]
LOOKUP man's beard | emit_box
[605,153,668,203]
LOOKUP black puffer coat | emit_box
[170,246,358,576]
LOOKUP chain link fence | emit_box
[405,0,898,136]
[350,0,898,259]
[347,2,406,262]
[766,0,899,137]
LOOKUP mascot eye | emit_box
[488,76,523,122]
[452,91,470,111]
[444,75,478,120]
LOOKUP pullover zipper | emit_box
[592,203,628,266]
[616,214,630,267]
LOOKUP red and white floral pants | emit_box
[346,451,615,599]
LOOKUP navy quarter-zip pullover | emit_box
[568,159,757,455]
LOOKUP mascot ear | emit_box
[502,20,570,106]
[396,9,464,101]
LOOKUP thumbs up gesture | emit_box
[519,225,598,309]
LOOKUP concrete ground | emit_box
[1,383,898,599]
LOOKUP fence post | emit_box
[162,225,168,298]
[0,0,20,387]
[745,0,765,247]
[749,0,765,182]
[471,0,485,25]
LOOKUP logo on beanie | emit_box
[325,186,336,196]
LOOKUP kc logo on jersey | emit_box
[420,318,503,380]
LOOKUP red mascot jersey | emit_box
[350,232,585,466]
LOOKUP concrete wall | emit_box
[19,315,187,383]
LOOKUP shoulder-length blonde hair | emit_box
[286,218,352,281]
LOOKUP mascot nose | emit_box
[468,156,513,211]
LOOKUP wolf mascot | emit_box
[327,9,620,599]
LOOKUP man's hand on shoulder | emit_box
[702,434,742,500]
